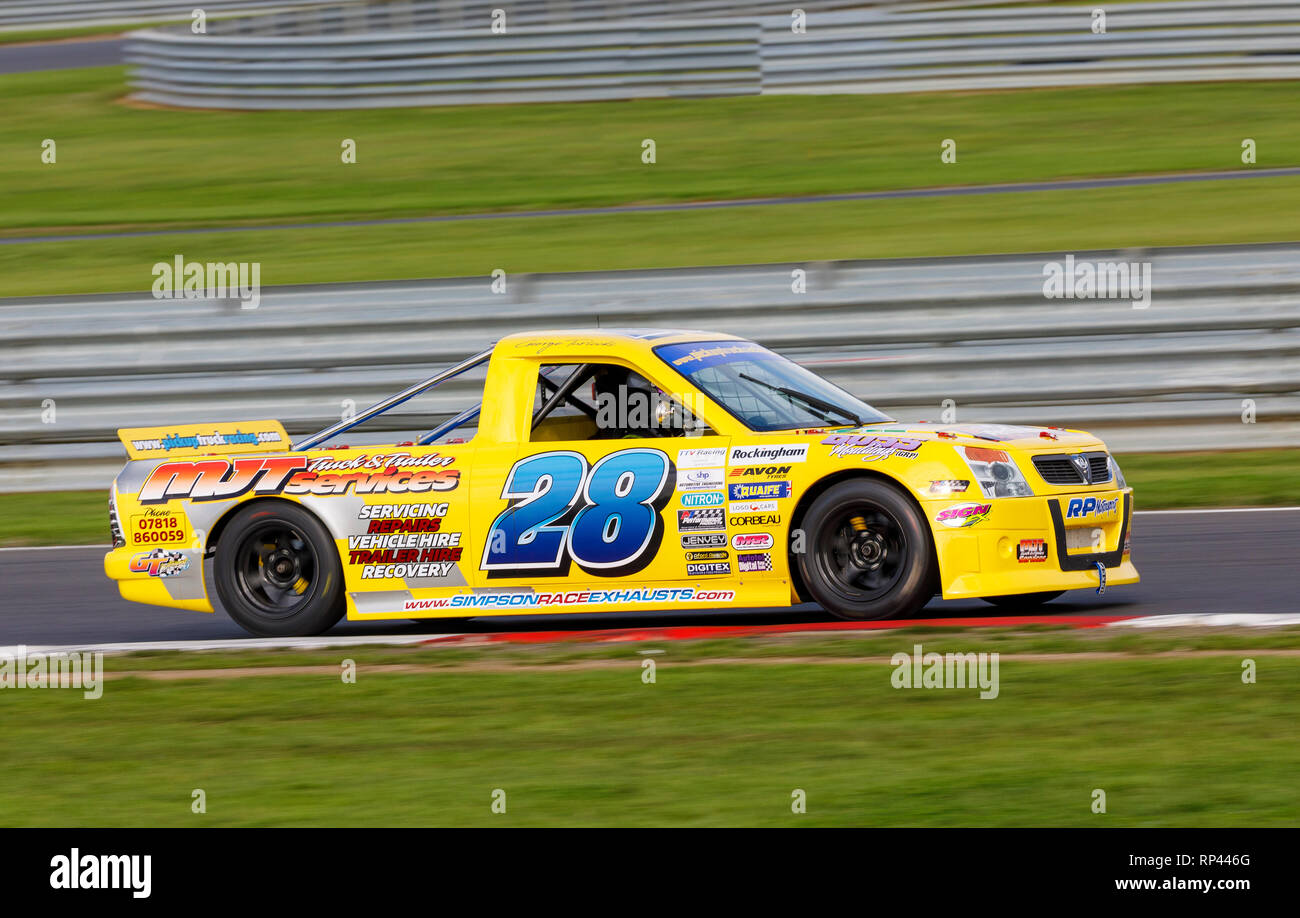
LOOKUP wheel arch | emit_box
[202,496,333,558]
[787,468,933,603]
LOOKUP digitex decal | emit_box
[1065,496,1120,520]
[687,561,731,576]
[728,444,808,465]
[728,481,791,501]
[680,491,724,508]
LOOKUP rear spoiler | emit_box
[117,420,290,460]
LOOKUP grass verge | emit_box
[1,641,1295,826]
[2,449,1294,547]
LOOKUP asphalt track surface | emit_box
[1,509,1295,645]
[0,38,124,74]
[6,168,1300,247]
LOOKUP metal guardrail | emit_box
[0,0,351,31]
[2,243,1298,491]
[122,1,1300,108]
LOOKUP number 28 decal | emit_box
[481,448,673,577]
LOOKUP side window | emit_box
[530,363,712,441]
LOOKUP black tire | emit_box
[980,591,1065,609]
[795,478,937,621]
[214,502,345,637]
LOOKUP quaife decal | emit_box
[680,491,724,508]
[676,467,724,491]
[678,507,725,532]
[731,532,774,550]
[681,532,727,549]
[728,481,791,501]
[935,503,992,528]
[129,549,190,578]
[1017,539,1048,562]
[728,444,808,465]
[729,465,792,478]
[687,561,731,576]
[736,552,773,573]
[822,434,922,462]
[1065,496,1120,520]
[684,550,728,561]
[481,448,671,577]
[139,453,460,503]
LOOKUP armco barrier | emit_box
[122,1,1300,108]
[2,243,1298,491]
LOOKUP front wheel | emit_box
[795,478,937,621]
[214,502,345,637]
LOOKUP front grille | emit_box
[1032,451,1112,486]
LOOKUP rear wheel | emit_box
[214,502,345,637]
[795,478,937,621]
[980,591,1065,609]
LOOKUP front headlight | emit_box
[961,446,1034,498]
[1108,454,1127,489]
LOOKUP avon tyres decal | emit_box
[138,453,460,504]
[481,448,673,577]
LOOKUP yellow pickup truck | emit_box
[104,329,1136,635]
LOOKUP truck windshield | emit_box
[654,340,890,432]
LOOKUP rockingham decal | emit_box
[935,503,992,528]
[822,434,922,462]
[728,444,808,465]
[731,532,774,551]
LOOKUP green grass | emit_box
[4,449,1295,546]
[1,656,1295,826]
[3,70,1300,296]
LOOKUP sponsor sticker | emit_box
[678,508,726,532]
[1017,539,1048,562]
[129,549,190,578]
[677,447,727,468]
[822,434,922,462]
[728,444,808,466]
[728,500,778,514]
[680,491,725,508]
[687,561,732,576]
[681,532,727,549]
[729,465,792,478]
[731,532,774,551]
[1065,496,1120,521]
[685,550,729,561]
[728,481,791,501]
[677,467,724,491]
[736,552,773,573]
[928,480,970,496]
[729,513,781,527]
[935,503,992,528]
[129,508,190,546]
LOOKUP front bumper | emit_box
[929,489,1138,599]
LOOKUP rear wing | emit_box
[117,420,290,460]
